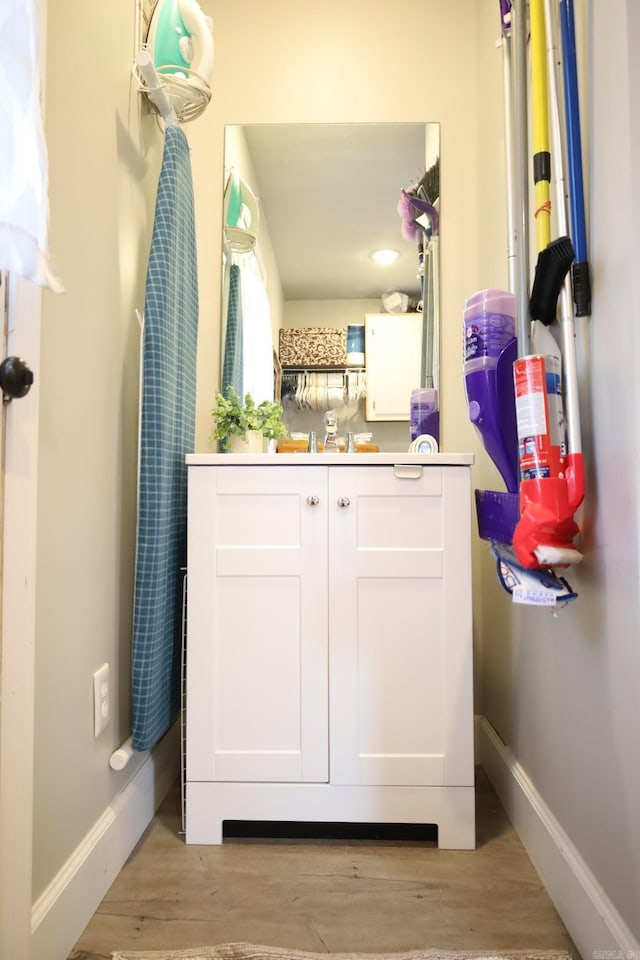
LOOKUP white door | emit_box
[0,272,42,960]
[365,314,423,421]
[1,0,48,952]
[328,464,474,788]
[186,465,329,784]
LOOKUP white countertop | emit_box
[186,452,475,466]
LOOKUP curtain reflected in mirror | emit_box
[221,159,273,404]
[221,122,440,451]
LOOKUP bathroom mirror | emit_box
[221,122,440,445]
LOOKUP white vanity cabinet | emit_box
[185,453,475,849]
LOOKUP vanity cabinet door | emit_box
[364,314,423,421]
[327,465,474,788]
[186,465,329,784]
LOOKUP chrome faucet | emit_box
[323,409,339,452]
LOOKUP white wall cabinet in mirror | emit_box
[365,314,423,421]
[222,123,440,452]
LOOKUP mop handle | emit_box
[544,0,583,458]
[559,0,591,316]
[499,0,512,31]
[499,4,517,294]
[512,0,531,358]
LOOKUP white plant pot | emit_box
[228,430,265,454]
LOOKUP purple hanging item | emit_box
[463,290,518,494]
[475,489,520,545]
[499,0,512,32]
[410,387,439,445]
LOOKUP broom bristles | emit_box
[416,156,440,205]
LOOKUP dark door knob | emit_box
[0,356,34,401]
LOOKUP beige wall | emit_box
[33,0,168,897]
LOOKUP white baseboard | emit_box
[478,715,640,958]
[31,723,180,960]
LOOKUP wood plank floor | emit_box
[68,769,579,960]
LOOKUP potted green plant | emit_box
[210,387,288,452]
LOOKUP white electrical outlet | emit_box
[93,663,110,738]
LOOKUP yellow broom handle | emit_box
[530,0,551,252]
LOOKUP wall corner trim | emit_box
[30,722,180,960]
[478,715,640,957]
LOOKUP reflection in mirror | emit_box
[221,123,440,452]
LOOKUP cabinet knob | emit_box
[337,496,351,508]
[306,495,320,506]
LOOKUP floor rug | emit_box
[111,943,574,960]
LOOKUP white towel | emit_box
[0,0,63,291]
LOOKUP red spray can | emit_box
[512,354,582,568]
[514,354,566,481]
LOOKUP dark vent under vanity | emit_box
[222,820,438,844]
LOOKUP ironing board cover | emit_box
[132,126,198,751]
